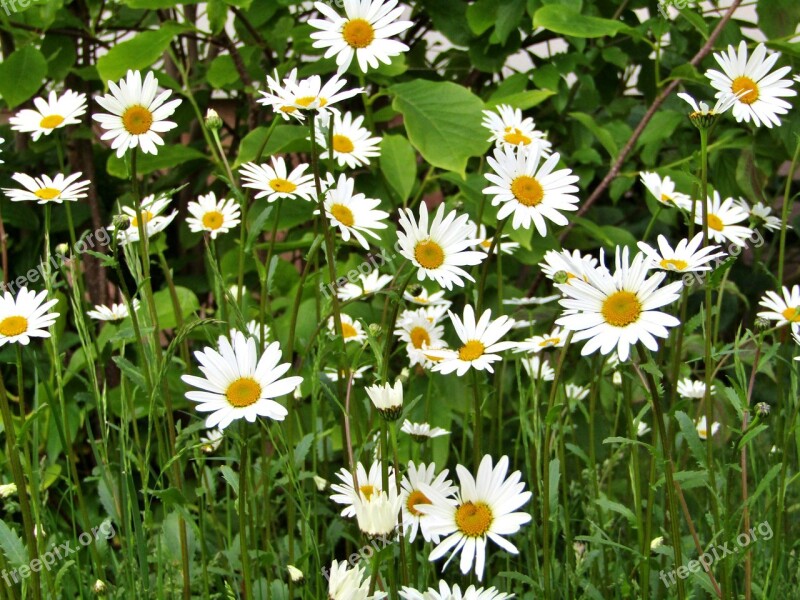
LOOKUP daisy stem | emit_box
[477,217,508,313]
[380,270,415,383]
[238,436,253,597]
[777,136,800,285]
[642,204,663,242]
[359,74,374,132]
[157,250,190,366]
[262,198,283,322]
[471,369,482,470]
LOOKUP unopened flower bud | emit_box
[754,316,770,331]
[287,565,305,585]
[92,580,108,595]
[368,323,382,337]
[112,215,131,231]
[553,270,569,284]
[650,536,665,551]
[55,243,70,256]
[755,402,770,418]
[313,475,328,491]
[407,284,423,298]
[205,108,223,131]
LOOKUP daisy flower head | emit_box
[108,194,177,245]
[503,294,561,307]
[329,313,367,344]
[757,285,800,327]
[0,288,60,347]
[483,145,580,234]
[229,320,271,349]
[309,0,414,73]
[677,378,714,399]
[403,287,450,307]
[400,462,457,543]
[337,270,394,301]
[87,299,140,322]
[396,202,485,290]
[10,90,87,141]
[400,581,511,600]
[316,111,381,169]
[556,246,683,362]
[199,427,224,453]
[637,233,726,273]
[239,157,316,203]
[400,420,449,441]
[515,326,567,353]
[469,222,520,255]
[327,559,386,600]
[639,172,692,209]
[540,249,599,285]
[93,70,182,157]
[3,172,90,205]
[695,416,720,440]
[695,191,754,247]
[365,380,404,420]
[416,454,532,581]
[482,103,552,154]
[394,307,445,368]
[677,91,738,120]
[258,69,364,120]
[319,174,390,249]
[428,305,516,376]
[180,332,303,430]
[186,192,241,239]
[747,201,785,231]
[323,364,371,383]
[354,486,403,537]
[330,460,396,518]
[705,41,797,128]
[521,355,555,381]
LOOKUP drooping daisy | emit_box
[319,174,389,249]
[565,383,589,401]
[354,486,402,537]
[400,581,511,600]
[239,158,316,203]
[694,191,754,247]
[705,41,797,128]
[515,326,567,353]
[329,313,367,344]
[337,270,394,301]
[108,194,178,245]
[427,306,516,376]
[520,356,555,381]
[258,69,363,119]
[394,307,446,367]
[400,420,450,440]
[365,380,404,419]
[540,249,599,285]
[469,222,520,255]
[677,91,738,119]
[330,460,396,518]
[417,454,532,581]
[483,145,580,234]
[396,202,485,290]
[0,288,60,347]
[403,287,450,307]
[556,247,683,362]
[326,560,386,600]
[639,172,692,209]
[3,172,90,204]
[695,416,720,440]
[316,111,381,169]
[637,233,726,273]
[87,299,140,322]
[482,103,552,154]
[199,427,224,453]
[757,285,800,327]
[186,192,241,239]
[10,90,87,141]
[181,332,303,430]
[309,0,414,73]
[747,201,785,231]
[401,462,457,543]
[677,378,715,399]
[93,70,182,157]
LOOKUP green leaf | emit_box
[234,125,308,168]
[112,356,147,390]
[391,80,490,176]
[596,498,637,524]
[124,0,199,7]
[494,0,527,45]
[220,465,240,496]
[737,423,769,451]
[0,520,28,568]
[96,23,188,83]
[207,55,240,88]
[106,145,208,179]
[0,46,48,109]
[533,5,628,38]
[466,0,497,35]
[153,286,199,330]
[675,411,707,469]
[548,458,560,521]
[487,89,555,110]
[747,464,781,507]
[570,112,618,157]
[380,134,417,203]
[757,0,800,39]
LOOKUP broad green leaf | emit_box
[487,89,555,110]
[124,0,199,6]
[0,520,28,568]
[380,134,417,203]
[106,145,207,179]
[234,125,308,168]
[154,286,199,330]
[570,111,618,157]
[494,0,527,45]
[391,80,490,176]
[533,5,628,38]
[466,0,497,35]
[0,46,48,109]
[207,55,240,88]
[757,0,800,39]
[97,23,188,83]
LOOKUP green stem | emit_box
[471,369,482,470]
[777,136,800,284]
[239,437,252,597]
[642,204,663,242]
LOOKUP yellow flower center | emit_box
[659,258,689,271]
[731,76,759,105]
[539,337,561,347]
[503,127,531,145]
[707,214,724,231]
[0,316,28,337]
[130,210,153,229]
[341,321,359,339]
[202,210,224,230]
[601,291,642,327]
[406,490,431,517]
[332,134,355,154]
[121,105,154,135]
[39,114,65,129]
[225,377,262,408]
[455,501,493,537]
[458,340,485,362]
[342,18,375,49]
[409,326,430,349]
[34,188,61,201]
[511,175,544,207]
[280,106,297,114]
[660,193,672,203]
[359,484,376,500]
[330,203,355,227]
[781,306,800,323]
[480,239,493,249]
[269,178,297,193]
[295,96,327,108]
[414,240,445,269]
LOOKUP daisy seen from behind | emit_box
[400,420,449,440]
[239,157,316,203]
[0,288,60,347]
[320,174,389,249]
[186,192,241,239]
[757,285,800,327]
[400,462,457,543]
[10,90,87,141]
[93,70,182,157]
[481,103,551,154]
[637,232,725,273]
[316,111,381,169]
[3,172,90,204]
[695,191,754,247]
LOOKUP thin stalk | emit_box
[471,369,482,469]
[239,437,253,597]
[777,137,800,284]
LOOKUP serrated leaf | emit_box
[293,433,314,467]
[738,423,769,451]
[0,520,28,568]
[747,464,781,507]
[112,356,147,390]
[220,465,239,496]
[675,410,707,469]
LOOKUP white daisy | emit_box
[503,294,561,306]
[337,270,394,301]
[483,145,580,234]
[319,174,389,249]
[428,305,516,376]
[316,111,381,169]
[354,486,402,537]
[520,356,555,381]
[694,191,754,247]
[9,90,87,141]
[637,232,726,273]
[639,171,692,209]
[239,157,316,203]
[323,365,371,383]
[394,307,446,367]
[229,320,271,349]
[309,0,414,73]
[540,249,599,285]
[396,202,485,290]
[636,420,651,437]
[87,299,140,322]
[515,326,567,353]
[365,380,403,419]
[330,460,396,518]
[199,427,224,453]
[481,103,552,154]
[677,378,714,399]
[0,288,60,347]
[757,285,800,327]
[93,70,182,157]
[417,454,532,581]
[468,222,520,255]
[400,420,450,440]
[401,462,457,543]
[400,582,511,600]
[186,192,241,239]
[329,313,367,344]
[403,287,450,307]
[676,91,738,118]
[695,416,720,440]
[257,69,363,120]
[705,41,797,128]
[556,246,683,362]
[326,560,386,600]
[108,194,178,245]
[180,331,303,430]
[565,383,589,401]
[3,172,90,204]
[792,328,800,361]
[747,201,785,231]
